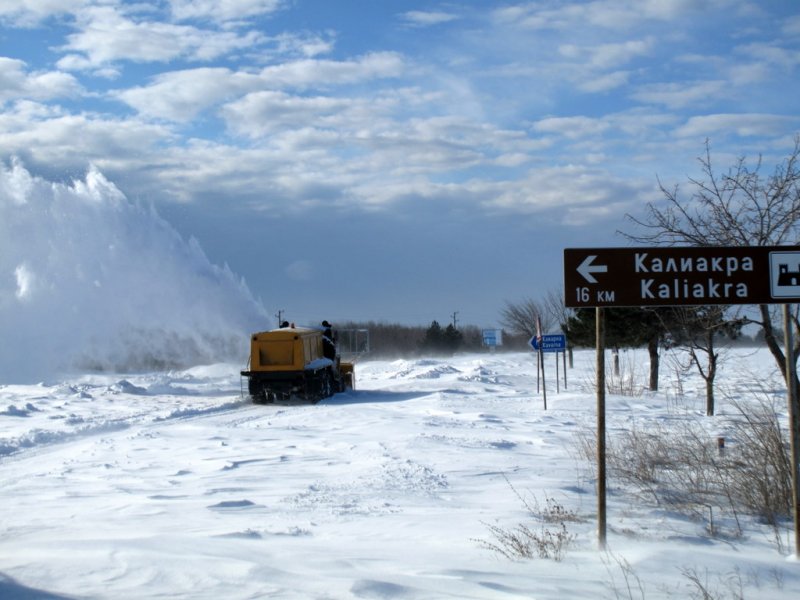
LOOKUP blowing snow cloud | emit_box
[0,159,270,382]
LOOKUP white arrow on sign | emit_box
[577,255,608,284]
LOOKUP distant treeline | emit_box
[330,318,768,359]
[333,321,532,358]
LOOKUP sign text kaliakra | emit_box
[635,252,754,300]
[564,247,800,308]
[634,252,754,276]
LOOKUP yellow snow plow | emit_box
[241,326,354,403]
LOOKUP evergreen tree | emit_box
[421,320,444,353]
[443,324,463,354]
[564,307,675,391]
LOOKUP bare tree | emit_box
[622,136,800,387]
[500,297,553,339]
[543,289,575,366]
[666,306,745,416]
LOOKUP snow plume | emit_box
[0,159,270,382]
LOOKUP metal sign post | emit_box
[540,344,546,410]
[784,305,800,556]
[555,351,560,393]
[530,334,568,408]
[596,307,606,550]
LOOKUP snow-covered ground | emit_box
[1,348,799,599]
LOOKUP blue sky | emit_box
[2,1,799,328]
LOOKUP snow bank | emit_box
[0,159,269,382]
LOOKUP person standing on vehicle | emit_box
[321,320,336,360]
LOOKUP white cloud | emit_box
[0,102,175,174]
[493,0,726,31]
[0,58,83,104]
[631,80,727,109]
[256,52,405,89]
[60,5,265,69]
[113,52,405,122]
[0,0,86,27]
[483,164,657,223]
[559,38,653,69]
[550,39,652,95]
[0,0,792,231]
[610,109,680,137]
[273,32,335,58]
[533,116,611,139]
[169,0,284,23]
[726,62,771,85]
[674,114,800,139]
[735,42,800,71]
[400,11,459,27]
[578,70,631,93]
[221,91,352,137]
[113,68,259,121]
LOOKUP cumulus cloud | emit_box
[257,52,405,89]
[273,31,335,58]
[112,68,258,121]
[0,58,83,104]
[0,0,86,27]
[0,103,174,172]
[483,164,657,224]
[168,0,285,23]
[113,52,404,122]
[59,4,265,70]
[221,91,352,137]
[0,0,793,235]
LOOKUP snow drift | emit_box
[1,350,798,599]
[0,159,269,382]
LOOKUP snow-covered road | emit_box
[1,350,798,599]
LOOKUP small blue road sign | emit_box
[529,333,567,352]
[482,329,503,347]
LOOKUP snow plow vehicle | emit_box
[240,326,354,403]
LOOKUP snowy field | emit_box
[1,347,799,599]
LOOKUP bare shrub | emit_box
[476,481,580,561]
[581,351,646,397]
[602,552,647,600]
[479,519,575,562]
[725,396,793,525]
[573,389,792,542]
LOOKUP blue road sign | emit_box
[529,333,566,352]
[482,329,502,346]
